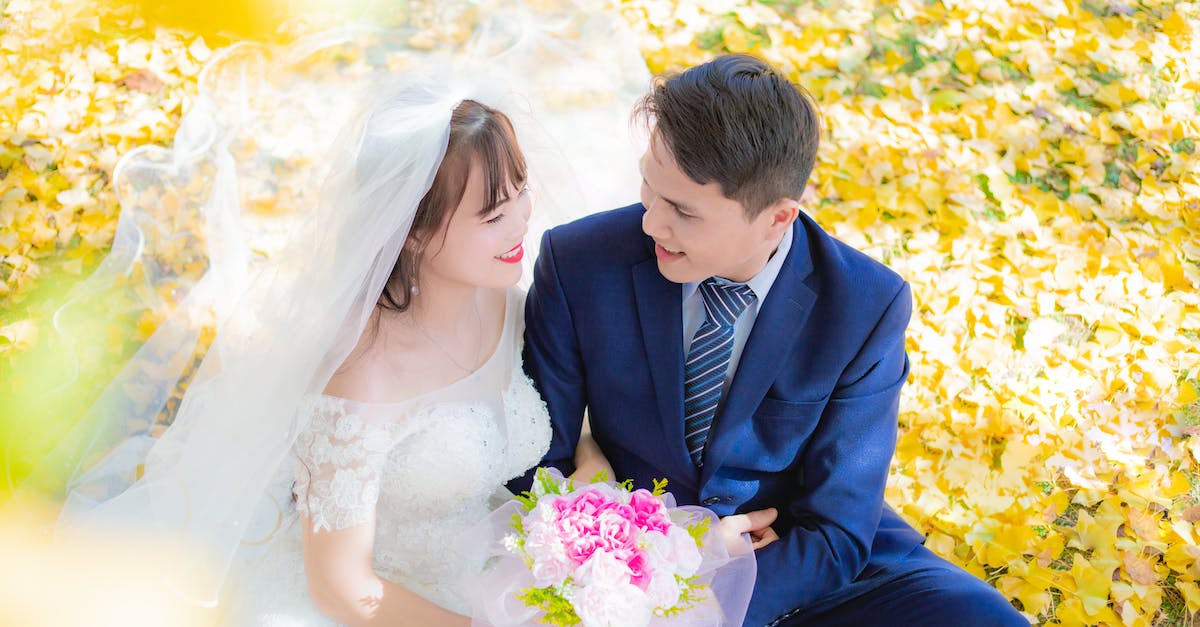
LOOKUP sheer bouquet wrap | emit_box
[459,468,756,627]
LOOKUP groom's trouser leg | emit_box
[766,545,1028,627]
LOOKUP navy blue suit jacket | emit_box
[513,204,925,625]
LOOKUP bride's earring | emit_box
[403,241,420,296]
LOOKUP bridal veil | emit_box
[25,0,649,606]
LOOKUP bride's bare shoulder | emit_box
[322,312,419,401]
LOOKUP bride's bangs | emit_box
[461,103,527,217]
[418,102,528,224]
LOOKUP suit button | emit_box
[702,496,723,506]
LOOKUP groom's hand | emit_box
[719,507,780,551]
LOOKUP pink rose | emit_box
[558,513,602,563]
[557,508,597,536]
[559,516,604,562]
[629,490,671,534]
[624,548,652,590]
[629,490,663,516]
[567,537,600,563]
[597,500,636,519]
[606,546,635,563]
[554,489,632,563]
[596,510,636,553]
[566,490,610,516]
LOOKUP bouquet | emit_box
[460,468,756,627]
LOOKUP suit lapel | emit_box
[631,258,692,472]
[700,223,817,486]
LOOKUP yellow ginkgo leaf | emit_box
[1178,581,1200,613]
[954,48,978,75]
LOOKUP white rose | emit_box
[524,520,567,563]
[524,517,554,547]
[642,530,672,567]
[573,550,632,587]
[530,554,571,587]
[645,570,684,609]
[574,582,653,627]
[667,526,702,576]
[639,547,684,609]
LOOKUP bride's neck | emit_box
[405,275,491,336]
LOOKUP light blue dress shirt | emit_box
[681,225,794,401]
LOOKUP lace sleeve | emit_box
[500,363,553,482]
[293,397,395,533]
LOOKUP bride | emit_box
[221,93,610,625]
[35,5,653,625]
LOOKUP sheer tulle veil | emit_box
[25,1,650,606]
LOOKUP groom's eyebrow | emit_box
[638,161,694,213]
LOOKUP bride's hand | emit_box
[571,416,614,482]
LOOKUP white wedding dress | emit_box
[220,289,552,625]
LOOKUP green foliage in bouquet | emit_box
[685,516,710,548]
[516,585,583,626]
[655,574,706,619]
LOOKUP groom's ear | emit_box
[759,198,800,238]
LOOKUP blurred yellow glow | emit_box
[1,269,147,502]
[108,0,285,39]
[0,500,216,626]
[101,0,413,40]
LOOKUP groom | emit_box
[513,55,1025,626]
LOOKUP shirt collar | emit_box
[682,224,794,305]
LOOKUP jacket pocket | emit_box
[754,395,830,419]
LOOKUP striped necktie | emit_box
[683,277,757,467]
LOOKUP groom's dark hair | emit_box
[633,54,820,219]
